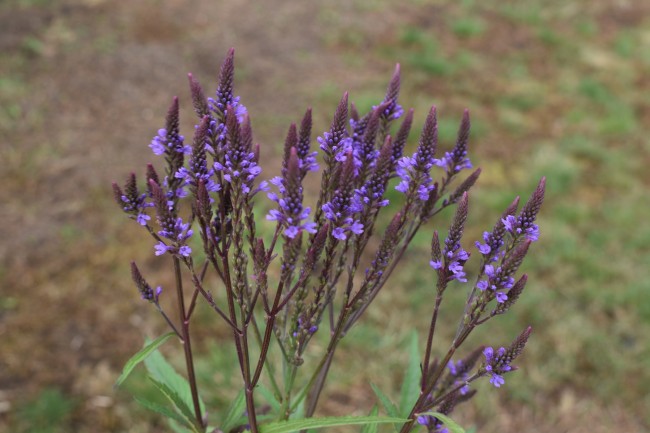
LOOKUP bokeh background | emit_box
[1,0,649,432]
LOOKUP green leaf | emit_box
[418,412,466,433]
[257,384,282,414]
[399,332,421,417]
[115,332,175,387]
[149,377,202,433]
[360,406,379,433]
[221,389,246,433]
[259,415,409,433]
[134,395,194,430]
[144,347,206,416]
[370,383,399,419]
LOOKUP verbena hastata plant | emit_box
[113,49,545,433]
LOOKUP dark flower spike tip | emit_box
[451,109,471,165]
[476,195,521,260]
[240,115,253,152]
[188,73,209,118]
[417,106,439,167]
[391,108,414,164]
[111,182,123,207]
[297,108,317,176]
[384,63,401,109]
[494,274,527,315]
[318,93,352,169]
[520,177,546,226]
[146,164,160,195]
[482,326,532,388]
[131,261,160,302]
[446,168,482,206]
[501,239,531,279]
[282,123,298,176]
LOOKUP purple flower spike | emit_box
[322,155,364,240]
[395,106,438,201]
[318,93,352,166]
[266,148,316,238]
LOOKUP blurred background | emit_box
[1,0,649,432]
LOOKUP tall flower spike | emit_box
[440,192,470,282]
[354,104,385,181]
[503,177,545,242]
[214,110,262,194]
[444,167,482,207]
[355,136,395,212]
[131,261,161,303]
[395,106,438,201]
[482,326,532,388]
[114,173,152,226]
[434,109,472,174]
[322,153,363,240]
[266,148,316,239]
[377,63,404,135]
[297,108,318,176]
[187,73,210,119]
[476,196,520,261]
[391,108,414,165]
[318,93,351,166]
[493,274,527,316]
[282,123,298,177]
[366,211,401,283]
[176,116,220,196]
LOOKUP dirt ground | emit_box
[0,0,648,432]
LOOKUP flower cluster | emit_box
[267,148,316,239]
[395,106,438,201]
[432,109,472,175]
[213,112,263,194]
[317,94,353,164]
[175,116,221,194]
[482,326,533,388]
[430,193,470,283]
[112,49,545,433]
[112,173,153,226]
[321,156,364,240]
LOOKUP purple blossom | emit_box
[433,109,473,175]
[149,128,189,156]
[136,213,151,226]
[483,346,514,388]
[266,148,317,239]
[447,360,471,395]
[430,260,443,270]
[214,113,262,194]
[318,93,352,165]
[501,178,546,242]
[322,156,364,241]
[395,106,438,201]
[155,242,171,256]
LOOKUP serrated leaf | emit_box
[221,389,246,433]
[144,347,206,416]
[418,412,466,433]
[370,383,399,419]
[360,406,379,433]
[399,332,421,417]
[259,415,408,433]
[115,332,175,387]
[134,395,194,430]
[149,377,202,433]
